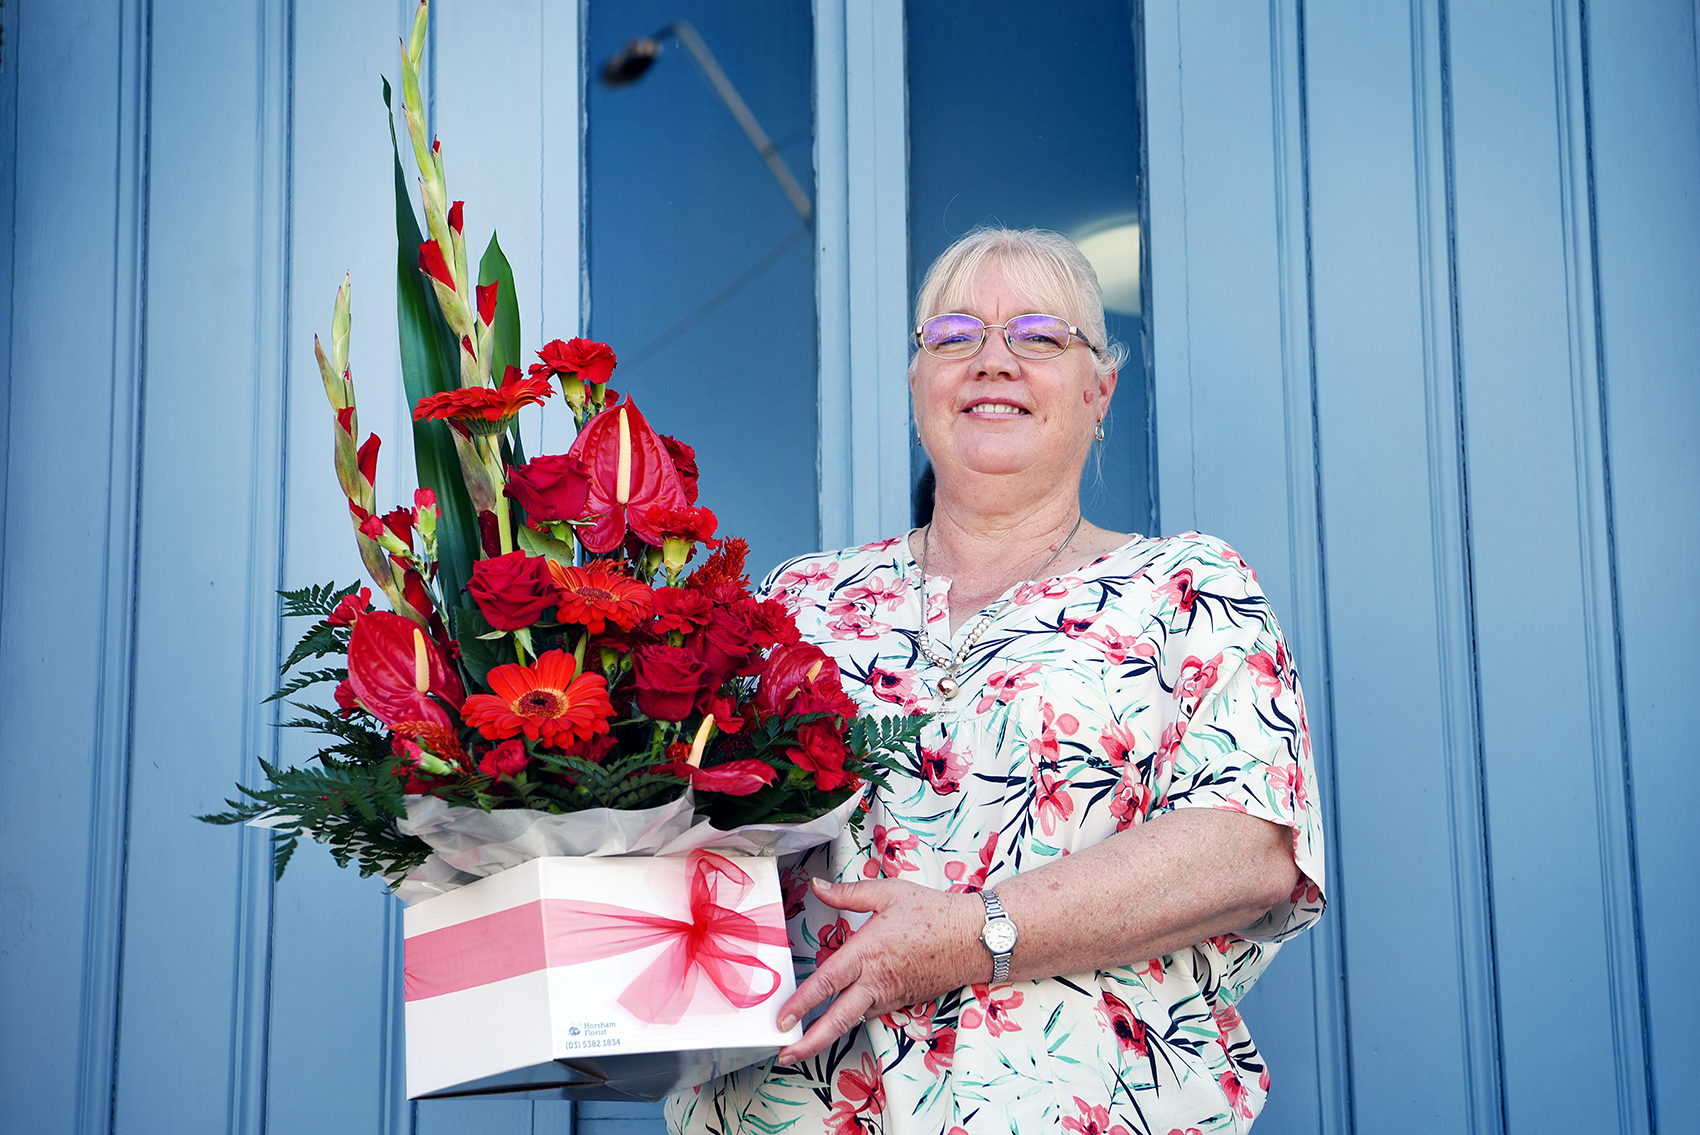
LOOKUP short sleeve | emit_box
[1147,537,1327,943]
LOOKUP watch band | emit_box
[979,888,1015,983]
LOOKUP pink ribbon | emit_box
[404,851,789,1025]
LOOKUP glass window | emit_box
[587,0,817,577]
[907,0,1151,535]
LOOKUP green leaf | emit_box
[515,521,577,566]
[385,78,479,625]
[454,604,507,687]
[479,233,522,391]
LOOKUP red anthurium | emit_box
[448,200,464,234]
[419,241,454,289]
[346,610,465,729]
[655,758,777,796]
[564,398,689,553]
[476,280,498,327]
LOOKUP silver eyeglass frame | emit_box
[913,312,1104,361]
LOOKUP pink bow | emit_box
[404,851,789,1025]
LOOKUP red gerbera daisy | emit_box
[461,650,614,748]
[548,561,654,633]
[413,366,554,436]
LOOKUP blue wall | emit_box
[2,1,1695,1133]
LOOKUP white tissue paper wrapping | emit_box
[385,786,866,905]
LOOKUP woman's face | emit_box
[910,262,1116,495]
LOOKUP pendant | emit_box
[937,675,960,699]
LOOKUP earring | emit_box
[1094,419,1106,443]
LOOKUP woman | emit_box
[668,228,1325,1134]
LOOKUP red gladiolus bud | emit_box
[327,587,373,628]
[460,334,475,357]
[419,241,455,289]
[476,280,498,327]
[359,513,386,541]
[477,510,503,558]
[448,200,464,233]
[382,506,415,547]
[432,137,441,154]
[335,405,356,437]
[357,434,380,486]
[401,568,435,620]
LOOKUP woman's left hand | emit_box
[775,876,983,1063]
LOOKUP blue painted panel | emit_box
[1302,4,1481,1126]
[1586,4,1700,1132]
[0,1,141,1132]
[585,0,818,581]
[1446,4,1627,1130]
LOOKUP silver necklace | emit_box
[915,513,1084,699]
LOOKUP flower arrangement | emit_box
[201,1,921,885]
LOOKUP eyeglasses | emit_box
[914,313,1101,361]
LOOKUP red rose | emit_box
[698,602,762,683]
[478,738,528,778]
[631,643,711,721]
[467,550,557,631]
[660,434,700,503]
[788,719,855,792]
[506,452,591,524]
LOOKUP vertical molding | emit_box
[378,898,409,1135]
[814,0,851,550]
[1268,4,1354,1132]
[1553,3,1654,1131]
[539,0,581,458]
[1410,3,1505,1132]
[76,1,151,1131]
[816,0,908,549]
[229,0,294,1129]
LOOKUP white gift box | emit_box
[403,851,803,1101]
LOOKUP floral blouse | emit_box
[667,532,1326,1135]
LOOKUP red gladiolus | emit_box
[548,562,653,633]
[327,587,373,627]
[414,367,554,430]
[505,452,591,524]
[529,337,616,385]
[357,433,381,486]
[476,280,498,327]
[419,240,454,289]
[346,610,465,729]
[564,399,690,553]
[448,200,464,234]
[467,550,557,631]
[461,650,613,748]
[655,758,777,796]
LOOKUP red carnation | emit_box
[467,550,558,631]
[787,720,856,792]
[327,587,373,628]
[530,337,617,385]
[651,587,714,634]
[479,738,529,778]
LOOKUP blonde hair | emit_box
[910,227,1128,378]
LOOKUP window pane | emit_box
[587,1,817,576]
[907,0,1151,535]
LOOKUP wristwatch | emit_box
[977,888,1018,983]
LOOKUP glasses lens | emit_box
[920,314,987,359]
[1004,315,1073,359]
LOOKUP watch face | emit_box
[982,918,1018,954]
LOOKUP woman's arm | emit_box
[774,806,1300,1063]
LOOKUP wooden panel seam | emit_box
[1413,3,1506,1131]
[77,2,152,1132]
[1557,3,1655,1130]
[1270,4,1355,1132]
